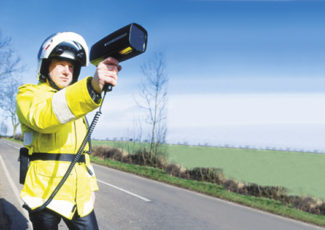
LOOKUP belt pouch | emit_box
[19,147,29,185]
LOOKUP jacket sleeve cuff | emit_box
[87,78,102,104]
[65,77,102,118]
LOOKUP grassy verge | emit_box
[4,137,22,144]
[90,155,325,227]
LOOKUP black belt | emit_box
[30,153,85,163]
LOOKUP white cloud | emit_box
[168,93,325,126]
[90,92,325,150]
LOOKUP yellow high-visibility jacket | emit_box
[16,77,101,219]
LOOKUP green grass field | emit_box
[92,140,325,200]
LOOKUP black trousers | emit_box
[29,208,99,230]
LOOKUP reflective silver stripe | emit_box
[47,199,75,219]
[52,88,75,124]
[23,132,33,146]
[22,195,74,219]
[83,198,94,214]
[21,195,43,208]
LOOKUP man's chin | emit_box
[57,81,72,88]
[57,83,68,89]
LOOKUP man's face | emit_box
[48,59,74,89]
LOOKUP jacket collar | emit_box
[37,82,58,92]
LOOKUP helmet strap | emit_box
[46,75,62,91]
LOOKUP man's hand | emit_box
[91,57,121,93]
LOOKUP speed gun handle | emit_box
[103,83,113,92]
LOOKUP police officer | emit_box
[16,32,120,229]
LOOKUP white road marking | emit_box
[97,179,151,202]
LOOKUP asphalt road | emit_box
[0,138,324,230]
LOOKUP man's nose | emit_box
[63,65,71,74]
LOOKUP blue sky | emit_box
[1,0,325,150]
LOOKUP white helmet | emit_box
[37,32,89,84]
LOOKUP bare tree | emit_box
[0,77,21,137]
[0,32,21,83]
[136,52,168,157]
[0,31,23,137]
[0,121,8,136]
